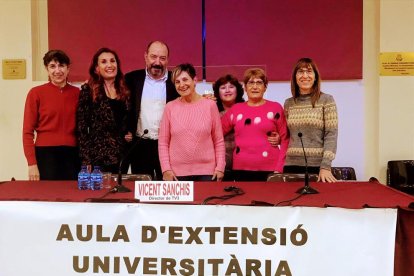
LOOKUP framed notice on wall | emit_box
[2,59,26,79]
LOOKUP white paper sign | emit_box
[134,181,194,202]
[0,202,397,276]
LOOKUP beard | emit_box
[148,64,165,78]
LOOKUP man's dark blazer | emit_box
[125,69,179,135]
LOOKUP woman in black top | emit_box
[77,48,131,173]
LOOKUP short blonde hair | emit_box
[243,68,268,87]
[171,63,196,83]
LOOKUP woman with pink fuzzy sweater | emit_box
[221,68,289,181]
[158,63,225,181]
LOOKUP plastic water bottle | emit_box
[78,165,90,190]
[90,166,103,190]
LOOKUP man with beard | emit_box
[123,41,179,180]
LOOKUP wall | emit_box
[363,0,380,180]
[0,0,36,180]
[0,0,412,183]
[47,0,363,82]
[378,0,414,180]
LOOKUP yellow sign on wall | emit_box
[2,59,26,79]
[379,52,414,76]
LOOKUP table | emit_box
[1,180,414,275]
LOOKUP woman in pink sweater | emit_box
[158,63,225,181]
[221,68,289,181]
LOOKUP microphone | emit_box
[111,129,149,193]
[296,132,318,195]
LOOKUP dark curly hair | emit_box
[43,50,70,66]
[212,74,244,112]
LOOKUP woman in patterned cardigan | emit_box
[77,48,131,173]
[283,58,338,182]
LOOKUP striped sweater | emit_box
[283,93,338,169]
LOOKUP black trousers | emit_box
[35,146,80,180]
[222,169,236,182]
[99,163,119,174]
[176,175,213,181]
[283,165,320,174]
[122,138,162,180]
[233,170,273,182]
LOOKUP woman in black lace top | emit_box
[77,48,131,173]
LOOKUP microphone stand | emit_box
[111,129,149,193]
[296,132,318,195]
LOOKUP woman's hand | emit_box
[318,168,337,183]
[212,170,224,181]
[202,93,217,102]
[267,131,280,147]
[124,132,133,142]
[163,170,178,181]
[28,164,40,181]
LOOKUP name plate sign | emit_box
[135,181,194,202]
[2,59,26,79]
[380,52,414,76]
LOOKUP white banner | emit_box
[0,202,396,276]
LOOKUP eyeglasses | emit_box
[246,80,265,87]
[296,69,314,77]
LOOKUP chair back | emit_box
[114,174,152,181]
[331,167,357,181]
[267,173,318,182]
[387,160,414,194]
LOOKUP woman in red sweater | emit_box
[158,63,225,181]
[22,50,80,180]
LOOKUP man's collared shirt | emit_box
[137,69,168,140]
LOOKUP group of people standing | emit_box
[23,41,338,183]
